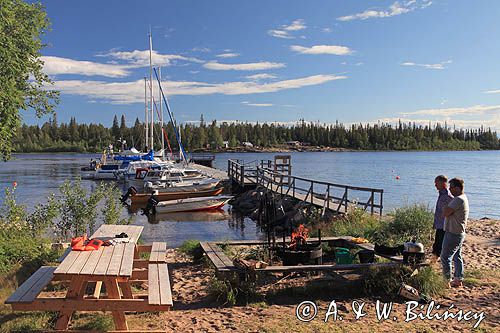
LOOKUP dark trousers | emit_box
[432,229,445,256]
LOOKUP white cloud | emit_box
[203,61,285,71]
[245,73,277,80]
[192,47,211,53]
[242,102,274,107]
[322,28,333,33]
[100,50,203,67]
[50,74,346,104]
[268,29,295,39]
[268,19,306,39]
[337,1,432,21]
[401,60,452,70]
[290,45,353,55]
[375,104,500,131]
[484,89,500,94]
[402,104,500,117]
[284,19,306,31]
[41,56,130,77]
[216,53,240,58]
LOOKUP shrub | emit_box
[321,207,382,241]
[178,240,203,261]
[377,204,434,246]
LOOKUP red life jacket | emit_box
[71,234,104,251]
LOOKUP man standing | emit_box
[441,178,469,288]
[432,175,453,260]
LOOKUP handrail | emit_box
[227,159,384,215]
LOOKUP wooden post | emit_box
[280,174,283,195]
[240,164,244,185]
[310,181,314,204]
[379,191,384,216]
[344,188,348,212]
[327,184,330,210]
[370,191,375,215]
[227,160,230,178]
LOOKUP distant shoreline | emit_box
[12,145,498,155]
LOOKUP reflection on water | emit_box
[136,207,263,247]
[1,151,499,247]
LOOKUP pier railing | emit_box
[228,159,384,215]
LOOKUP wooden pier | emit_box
[227,158,384,215]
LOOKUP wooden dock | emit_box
[227,158,384,215]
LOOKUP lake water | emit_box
[1,151,498,245]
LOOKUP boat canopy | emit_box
[114,150,155,161]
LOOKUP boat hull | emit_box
[129,187,224,205]
[154,196,232,214]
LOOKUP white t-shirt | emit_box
[444,194,469,234]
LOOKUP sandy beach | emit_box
[64,219,499,332]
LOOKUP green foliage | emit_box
[0,187,58,273]
[102,184,132,225]
[207,274,261,306]
[56,178,107,238]
[0,311,56,332]
[178,240,203,261]
[72,313,114,331]
[407,266,448,297]
[11,115,500,153]
[364,265,447,298]
[378,204,435,246]
[322,207,382,240]
[0,0,59,160]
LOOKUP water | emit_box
[213,151,500,219]
[0,151,498,245]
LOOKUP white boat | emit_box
[151,195,232,214]
[144,177,220,193]
[128,167,204,189]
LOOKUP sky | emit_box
[26,0,500,130]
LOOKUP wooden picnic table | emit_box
[5,224,173,332]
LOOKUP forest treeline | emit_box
[13,114,500,153]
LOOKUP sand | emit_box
[118,219,499,332]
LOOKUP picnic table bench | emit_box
[5,225,172,332]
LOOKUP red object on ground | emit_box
[396,176,401,180]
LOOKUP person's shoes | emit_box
[450,279,463,288]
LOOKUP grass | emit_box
[178,240,203,261]
[72,313,114,331]
[0,311,56,333]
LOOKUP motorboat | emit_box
[123,186,224,207]
[147,195,232,214]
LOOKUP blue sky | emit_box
[27,0,500,130]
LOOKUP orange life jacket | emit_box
[71,234,104,251]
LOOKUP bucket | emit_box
[358,249,375,263]
[335,248,353,265]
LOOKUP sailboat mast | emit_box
[159,66,165,159]
[144,77,148,150]
[149,30,154,151]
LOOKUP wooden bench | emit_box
[149,242,167,263]
[148,263,173,306]
[5,266,55,304]
[200,242,237,272]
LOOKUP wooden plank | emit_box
[119,243,136,277]
[104,278,128,330]
[66,251,93,275]
[148,264,160,305]
[54,250,81,275]
[200,242,225,269]
[11,298,171,312]
[107,243,126,276]
[80,248,105,275]
[207,243,234,268]
[55,276,86,330]
[158,264,173,306]
[150,242,167,263]
[56,247,72,263]
[257,262,400,273]
[6,267,55,304]
[94,246,115,275]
